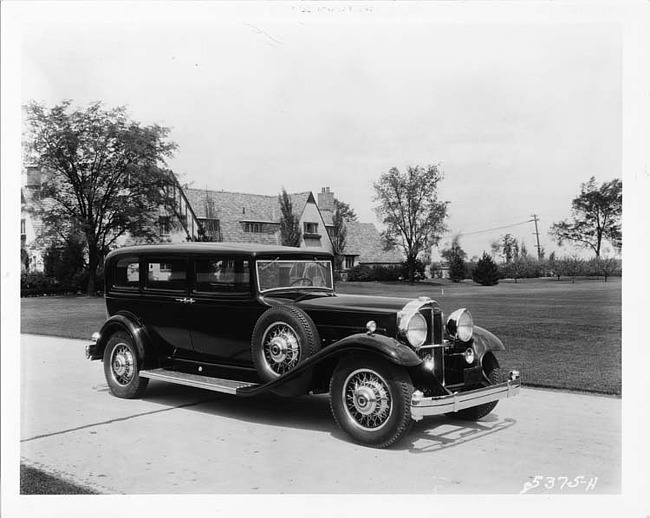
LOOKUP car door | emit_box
[189,255,265,365]
[138,255,194,351]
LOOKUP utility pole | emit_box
[531,214,541,260]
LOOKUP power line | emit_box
[441,219,533,239]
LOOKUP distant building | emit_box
[21,168,402,273]
[183,188,333,253]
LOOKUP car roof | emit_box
[105,242,334,260]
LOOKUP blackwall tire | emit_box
[448,352,500,421]
[251,305,321,390]
[330,356,413,448]
[103,331,148,399]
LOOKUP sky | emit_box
[18,4,622,260]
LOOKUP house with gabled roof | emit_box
[183,188,334,253]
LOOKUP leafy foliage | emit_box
[278,188,301,247]
[23,100,177,295]
[330,207,347,270]
[346,264,401,282]
[448,255,467,283]
[472,252,500,286]
[549,177,622,257]
[373,165,448,283]
[333,198,358,222]
[441,235,468,282]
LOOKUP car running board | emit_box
[139,368,259,395]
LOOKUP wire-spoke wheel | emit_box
[103,331,148,399]
[330,357,413,448]
[343,369,393,431]
[261,322,301,375]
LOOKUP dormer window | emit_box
[304,222,319,235]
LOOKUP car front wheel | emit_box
[330,356,413,448]
[103,331,148,399]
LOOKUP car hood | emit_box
[293,293,418,314]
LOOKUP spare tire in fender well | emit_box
[250,305,321,395]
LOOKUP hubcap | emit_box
[111,344,135,386]
[261,323,300,375]
[343,369,392,430]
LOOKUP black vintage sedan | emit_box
[87,243,520,448]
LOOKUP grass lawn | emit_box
[21,277,621,395]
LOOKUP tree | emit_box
[440,235,467,263]
[333,198,358,222]
[448,255,467,283]
[278,188,301,247]
[494,233,519,264]
[23,100,178,295]
[330,207,347,271]
[549,177,622,258]
[441,235,467,282]
[373,165,448,283]
[472,252,500,286]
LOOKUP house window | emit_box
[159,216,171,236]
[244,222,263,233]
[21,219,26,236]
[345,255,356,269]
[304,222,319,235]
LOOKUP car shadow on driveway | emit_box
[139,381,517,452]
[400,414,517,453]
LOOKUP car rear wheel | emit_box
[448,352,500,421]
[103,331,148,399]
[251,305,321,392]
[330,356,413,448]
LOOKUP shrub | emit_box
[448,255,466,283]
[347,265,374,282]
[400,259,426,282]
[472,252,500,286]
[347,264,403,282]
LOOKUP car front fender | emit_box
[471,326,506,361]
[238,333,422,397]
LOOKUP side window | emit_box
[144,257,187,291]
[113,257,140,289]
[195,257,250,293]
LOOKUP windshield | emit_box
[256,259,334,293]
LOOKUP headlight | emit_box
[446,308,474,342]
[399,312,427,348]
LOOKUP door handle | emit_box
[174,297,196,304]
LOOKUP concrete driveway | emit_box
[20,334,621,494]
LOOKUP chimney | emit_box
[25,166,42,189]
[318,187,335,212]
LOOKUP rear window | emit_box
[113,257,140,289]
[144,257,187,291]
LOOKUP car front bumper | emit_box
[410,370,521,421]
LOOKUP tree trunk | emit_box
[86,265,96,296]
[86,238,99,296]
